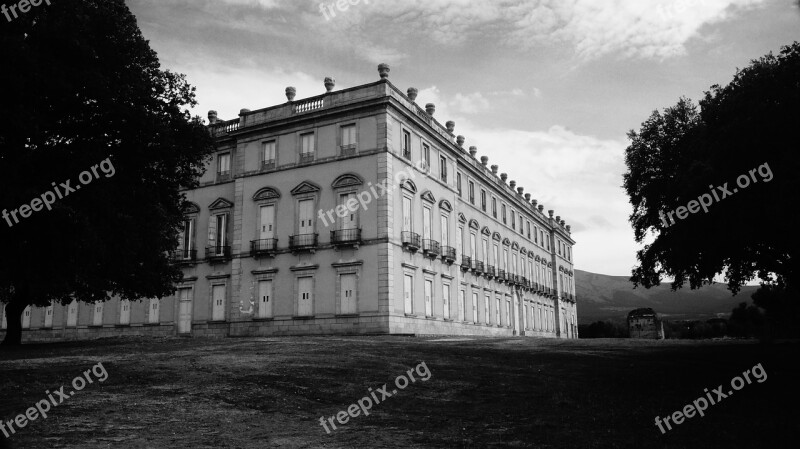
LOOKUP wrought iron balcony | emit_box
[250,239,278,257]
[299,153,315,164]
[497,269,506,282]
[422,239,440,258]
[205,245,231,263]
[485,265,496,278]
[441,246,456,264]
[289,233,318,252]
[460,255,471,271]
[401,231,421,251]
[473,260,484,275]
[521,277,528,289]
[331,228,361,247]
[340,144,357,156]
[261,159,276,171]
[170,249,197,265]
[216,170,231,182]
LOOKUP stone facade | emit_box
[0,65,578,343]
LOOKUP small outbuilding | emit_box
[627,308,665,339]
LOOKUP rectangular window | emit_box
[456,173,462,196]
[339,193,357,230]
[493,244,498,267]
[209,213,228,254]
[439,156,447,182]
[423,143,430,172]
[527,221,531,239]
[480,190,486,212]
[484,294,490,324]
[341,124,357,146]
[402,130,411,160]
[503,248,509,270]
[441,214,449,246]
[471,292,478,323]
[44,305,53,328]
[297,277,314,316]
[540,229,544,247]
[149,298,161,324]
[259,205,275,240]
[468,181,475,205]
[404,274,414,314]
[482,238,488,264]
[470,232,477,266]
[492,197,497,218]
[402,196,412,232]
[341,274,357,315]
[67,300,78,327]
[495,295,501,325]
[442,284,451,320]
[506,300,511,327]
[502,204,507,224]
[178,219,194,258]
[423,206,432,240]
[511,209,516,229]
[534,226,539,244]
[301,133,315,155]
[258,281,273,319]
[212,284,226,321]
[262,141,276,167]
[92,302,103,326]
[178,287,193,334]
[217,153,231,179]
[119,300,130,325]
[456,226,463,257]
[424,279,433,317]
[298,199,314,235]
[459,290,466,321]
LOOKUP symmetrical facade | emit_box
[1,65,578,342]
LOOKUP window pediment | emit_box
[481,226,491,236]
[492,232,502,241]
[512,241,520,250]
[332,173,363,189]
[439,199,453,212]
[502,238,511,246]
[400,179,417,194]
[209,198,233,210]
[291,181,321,196]
[253,187,281,201]
[468,219,480,230]
[183,201,200,215]
[458,213,467,223]
[420,190,436,203]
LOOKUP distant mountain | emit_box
[575,269,759,324]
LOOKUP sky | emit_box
[126,0,799,276]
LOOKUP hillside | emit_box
[575,269,759,324]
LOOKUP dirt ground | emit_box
[0,336,797,448]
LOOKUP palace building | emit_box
[1,64,578,341]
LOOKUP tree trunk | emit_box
[1,299,27,347]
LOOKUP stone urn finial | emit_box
[556,215,561,223]
[469,146,477,157]
[525,193,531,201]
[285,86,296,102]
[501,173,508,182]
[538,205,544,213]
[517,187,524,195]
[491,165,498,175]
[548,210,555,218]
[532,199,538,208]
[446,120,455,133]
[378,63,390,79]
[239,108,250,115]
[208,110,218,124]
[324,77,335,92]
[510,180,517,189]
[456,135,465,147]
[425,103,435,116]
[560,220,566,227]
[480,156,488,166]
[566,225,571,233]
[407,87,418,102]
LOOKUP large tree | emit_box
[623,42,800,296]
[0,0,214,345]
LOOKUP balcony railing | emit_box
[340,144,357,156]
[422,239,440,258]
[217,170,231,182]
[261,159,276,171]
[250,239,278,257]
[497,269,506,282]
[521,277,528,289]
[299,153,315,164]
[473,260,484,275]
[401,231,421,251]
[205,245,231,263]
[331,228,361,247]
[289,233,318,251]
[485,265,496,278]
[460,255,471,271]
[170,249,197,265]
[441,246,456,264]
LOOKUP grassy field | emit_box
[0,336,797,448]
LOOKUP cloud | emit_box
[450,92,491,114]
